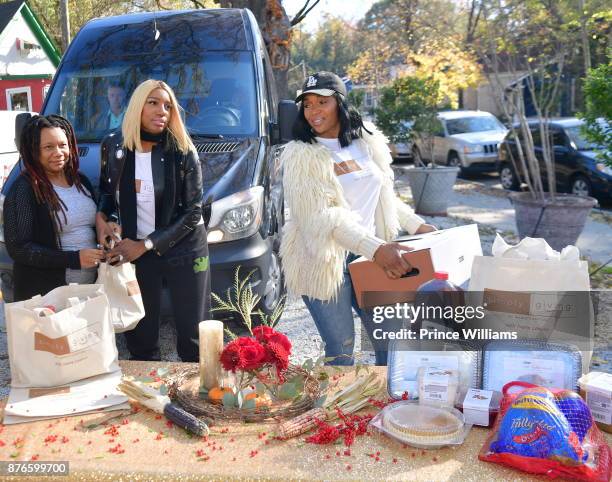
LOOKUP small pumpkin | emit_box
[244,392,272,408]
[208,386,233,405]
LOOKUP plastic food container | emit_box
[482,340,582,392]
[458,388,501,427]
[387,340,481,402]
[578,371,612,433]
[370,400,470,449]
[417,367,459,408]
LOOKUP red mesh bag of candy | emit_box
[479,381,611,482]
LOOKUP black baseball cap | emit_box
[295,71,347,103]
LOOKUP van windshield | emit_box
[44,51,258,142]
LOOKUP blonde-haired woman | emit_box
[96,79,210,362]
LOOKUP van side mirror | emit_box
[15,112,33,151]
[277,100,297,144]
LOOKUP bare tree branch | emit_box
[290,0,321,26]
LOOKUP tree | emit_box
[375,76,441,167]
[475,0,576,200]
[579,62,612,166]
[290,15,358,75]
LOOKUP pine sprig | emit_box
[211,267,286,333]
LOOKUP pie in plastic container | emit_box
[370,400,471,449]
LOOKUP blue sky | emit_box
[283,0,376,32]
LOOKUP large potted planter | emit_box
[376,76,458,216]
[405,165,460,216]
[510,192,597,251]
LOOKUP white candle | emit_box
[199,320,224,391]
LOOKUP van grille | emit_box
[483,144,498,154]
[78,147,89,157]
[195,142,241,154]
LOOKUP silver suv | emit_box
[413,110,508,173]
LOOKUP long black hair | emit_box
[291,92,372,147]
[19,114,87,235]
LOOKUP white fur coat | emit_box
[279,127,425,301]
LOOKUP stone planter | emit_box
[405,166,460,216]
[509,192,597,251]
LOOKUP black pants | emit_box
[125,230,210,362]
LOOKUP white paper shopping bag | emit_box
[467,236,593,370]
[96,262,145,333]
[5,284,119,388]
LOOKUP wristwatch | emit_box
[144,238,154,251]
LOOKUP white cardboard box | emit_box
[394,223,483,289]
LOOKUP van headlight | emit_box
[464,144,484,154]
[0,193,5,243]
[206,186,263,244]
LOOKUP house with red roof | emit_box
[0,0,60,112]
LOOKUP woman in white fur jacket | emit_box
[280,72,436,366]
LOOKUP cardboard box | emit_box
[348,224,482,308]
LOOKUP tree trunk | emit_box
[215,0,292,99]
[59,0,71,52]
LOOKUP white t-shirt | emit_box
[316,137,384,235]
[134,151,156,239]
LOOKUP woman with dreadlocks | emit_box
[4,115,104,301]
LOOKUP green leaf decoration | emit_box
[242,398,257,410]
[254,382,266,395]
[159,384,168,396]
[287,375,305,392]
[278,382,297,400]
[302,359,314,372]
[135,376,155,383]
[156,367,169,378]
[315,394,327,408]
[319,380,329,392]
[222,392,237,408]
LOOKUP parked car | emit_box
[412,110,508,173]
[387,121,414,162]
[497,118,611,201]
[0,110,36,191]
[0,9,295,318]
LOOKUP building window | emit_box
[6,87,32,111]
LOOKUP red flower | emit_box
[265,341,290,380]
[253,326,292,356]
[252,325,274,341]
[220,337,267,372]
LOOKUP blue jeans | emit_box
[302,253,389,366]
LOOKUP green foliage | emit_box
[347,90,365,110]
[579,62,612,165]
[375,75,440,144]
[211,267,286,338]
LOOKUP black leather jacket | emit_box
[98,131,204,256]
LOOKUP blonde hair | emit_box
[122,79,195,154]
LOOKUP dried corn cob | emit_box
[275,371,382,439]
[119,377,210,436]
[276,407,327,440]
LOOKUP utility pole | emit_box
[59,0,71,52]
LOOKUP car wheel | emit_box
[499,164,520,191]
[447,153,464,176]
[570,175,592,197]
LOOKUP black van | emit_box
[0,9,296,316]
